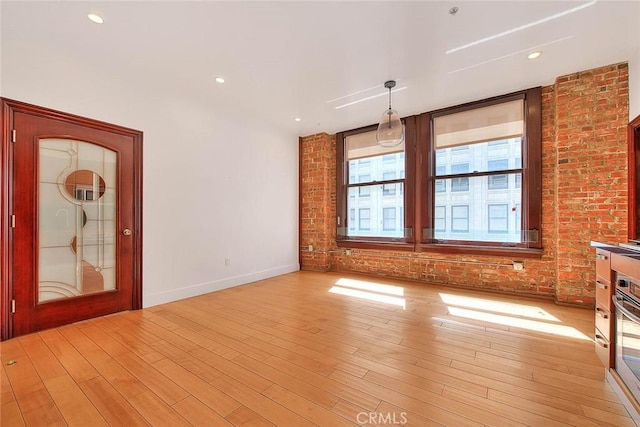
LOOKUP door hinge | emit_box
[337,216,341,226]
[11,129,16,143]
[11,215,15,228]
[11,300,15,314]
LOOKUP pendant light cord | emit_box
[387,86,392,128]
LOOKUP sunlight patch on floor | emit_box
[335,278,404,296]
[439,292,560,322]
[329,278,406,309]
[445,306,590,340]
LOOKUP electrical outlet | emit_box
[225,258,231,267]
[513,260,524,271]
[308,245,313,252]
[345,249,352,256]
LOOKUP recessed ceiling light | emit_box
[528,51,542,60]
[294,117,302,122]
[215,77,225,84]
[88,14,104,24]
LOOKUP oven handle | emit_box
[612,295,640,324]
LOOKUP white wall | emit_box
[630,52,640,121]
[1,35,299,308]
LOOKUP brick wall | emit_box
[554,63,629,304]
[299,133,335,271]
[299,63,629,306]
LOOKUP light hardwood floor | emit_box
[1,270,635,426]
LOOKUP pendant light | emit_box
[376,80,404,147]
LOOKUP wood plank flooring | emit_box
[1,270,635,426]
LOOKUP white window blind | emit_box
[346,130,405,160]
[434,99,523,149]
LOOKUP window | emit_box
[435,166,446,193]
[451,145,469,152]
[488,159,509,190]
[75,187,95,201]
[383,208,396,231]
[349,209,356,230]
[488,204,508,233]
[488,139,508,146]
[434,206,446,232]
[337,126,410,241]
[358,174,371,197]
[451,206,469,232]
[450,164,469,192]
[430,89,540,248]
[359,208,370,230]
[337,87,541,253]
[383,172,396,196]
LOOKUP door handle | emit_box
[613,295,640,324]
[594,334,608,348]
[596,281,608,290]
[122,228,132,236]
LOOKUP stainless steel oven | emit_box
[613,275,640,403]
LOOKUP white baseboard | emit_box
[142,264,300,308]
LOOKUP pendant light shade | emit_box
[376,80,404,147]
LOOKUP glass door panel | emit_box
[38,139,116,303]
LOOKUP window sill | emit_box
[335,240,543,258]
[419,243,542,259]
[336,240,415,252]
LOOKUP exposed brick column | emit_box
[540,86,558,297]
[553,63,629,304]
[299,133,336,271]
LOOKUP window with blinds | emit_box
[432,98,524,244]
[343,129,406,238]
[335,87,541,254]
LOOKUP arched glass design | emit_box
[38,139,116,303]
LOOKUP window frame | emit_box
[451,205,470,233]
[434,205,446,232]
[488,203,509,234]
[383,207,396,231]
[358,208,371,231]
[420,88,542,255]
[335,88,541,257]
[487,159,509,190]
[450,163,470,192]
[336,119,416,250]
[382,172,397,196]
[358,174,371,197]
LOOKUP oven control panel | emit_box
[617,273,640,304]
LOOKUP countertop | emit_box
[591,241,640,255]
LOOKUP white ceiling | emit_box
[2,1,639,136]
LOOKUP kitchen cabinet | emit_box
[594,248,614,367]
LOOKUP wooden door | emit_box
[1,99,142,339]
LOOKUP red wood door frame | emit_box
[0,98,143,340]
